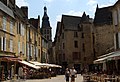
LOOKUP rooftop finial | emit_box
[97,4,99,9]
[44,6,47,13]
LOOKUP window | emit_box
[22,42,25,54]
[10,21,13,34]
[27,43,29,59]
[3,17,6,31]
[22,24,25,36]
[47,35,49,40]
[18,41,20,54]
[72,52,80,60]
[38,49,40,57]
[62,33,64,39]
[20,23,24,36]
[47,29,49,34]
[74,32,78,37]
[113,10,118,25]
[84,57,86,61]
[1,37,3,51]
[63,43,65,49]
[74,41,78,48]
[44,29,46,34]
[82,43,85,52]
[10,38,13,52]
[81,33,84,38]
[63,54,65,60]
[1,37,6,51]
[36,47,38,57]
[116,32,120,49]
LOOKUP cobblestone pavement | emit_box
[3,74,83,82]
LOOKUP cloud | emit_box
[109,0,117,4]
[66,0,71,2]
[87,0,97,6]
[44,0,54,3]
[16,0,29,7]
[99,0,117,8]
[87,0,97,17]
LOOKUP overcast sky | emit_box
[16,0,117,41]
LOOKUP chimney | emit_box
[10,0,16,8]
[38,15,40,28]
[87,15,89,18]
[1,0,9,6]
[21,6,28,19]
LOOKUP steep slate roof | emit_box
[94,6,113,26]
[61,15,81,30]
[81,12,89,22]
[0,1,15,18]
[14,6,27,22]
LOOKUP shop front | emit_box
[0,55,22,81]
[94,51,120,75]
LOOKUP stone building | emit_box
[54,13,93,71]
[79,12,94,71]
[0,0,43,80]
[93,5,114,58]
[28,15,42,62]
[93,1,120,74]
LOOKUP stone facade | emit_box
[54,14,94,71]
[93,5,114,58]
[0,1,16,56]
[0,0,43,62]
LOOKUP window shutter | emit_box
[22,42,24,54]
[0,37,1,51]
[18,42,20,54]
[1,37,3,51]
[27,43,29,59]
[10,40,13,52]
[20,23,22,35]
[4,37,6,51]
[23,25,24,36]
[36,47,38,57]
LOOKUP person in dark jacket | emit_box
[65,68,70,82]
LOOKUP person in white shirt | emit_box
[70,67,77,82]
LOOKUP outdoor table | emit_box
[83,74,91,81]
[104,77,116,82]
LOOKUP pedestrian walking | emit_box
[18,67,24,79]
[65,68,70,82]
[49,68,52,79]
[70,67,77,82]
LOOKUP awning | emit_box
[29,61,62,68]
[93,56,108,64]
[18,61,40,70]
[0,57,22,62]
[94,51,120,64]
[107,51,120,60]
[29,61,48,68]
